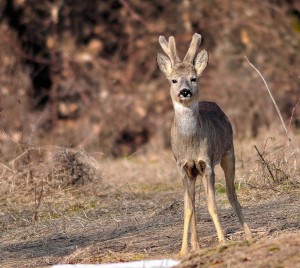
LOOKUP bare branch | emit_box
[287,97,300,134]
[254,145,276,183]
[245,56,289,140]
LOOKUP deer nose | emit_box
[179,89,192,98]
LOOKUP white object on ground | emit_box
[52,259,180,268]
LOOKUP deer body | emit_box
[157,33,253,256]
[172,101,232,165]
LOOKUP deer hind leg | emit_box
[202,164,225,244]
[220,149,253,241]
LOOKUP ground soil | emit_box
[0,140,299,268]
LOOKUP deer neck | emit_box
[173,102,199,136]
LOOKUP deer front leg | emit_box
[183,161,200,252]
[189,183,200,252]
[189,160,206,251]
[180,161,200,256]
[180,177,193,257]
[202,166,225,244]
[182,160,196,179]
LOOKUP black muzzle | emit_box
[179,89,192,98]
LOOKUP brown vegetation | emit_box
[0,0,300,156]
[0,133,299,267]
[0,0,299,267]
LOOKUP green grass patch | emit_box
[215,183,226,194]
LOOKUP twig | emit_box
[245,56,289,142]
[118,0,151,31]
[254,145,276,183]
[262,137,274,155]
[287,97,300,168]
[6,210,17,222]
[0,162,17,174]
[287,97,300,135]
[2,34,54,65]
[33,179,44,223]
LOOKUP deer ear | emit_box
[194,50,208,76]
[157,53,172,76]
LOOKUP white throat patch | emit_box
[173,102,198,135]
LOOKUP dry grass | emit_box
[0,129,299,267]
[249,145,299,188]
[49,148,103,187]
[0,145,102,190]
[0,144,103,235]
[238,133,300,201]
[178,231,300,268]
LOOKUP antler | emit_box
[158,35,180,66]
[183,33,202,63]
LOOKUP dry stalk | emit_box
[33,178,44,224]
[245,56,289,143]
[287,97,300,132]
[287,98,300,168]
[254,145,275,183]
[22,112,45,184]
[245,58,299,184]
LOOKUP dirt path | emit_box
[0,178,299,267]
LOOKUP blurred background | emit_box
[0,0,299,158]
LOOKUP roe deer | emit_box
[157,33,253,256]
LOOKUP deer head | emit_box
[157,33,208,106]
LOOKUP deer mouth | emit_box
[179,89,193,100]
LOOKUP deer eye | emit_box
[172,79,177,84]
[191,77,197,82]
